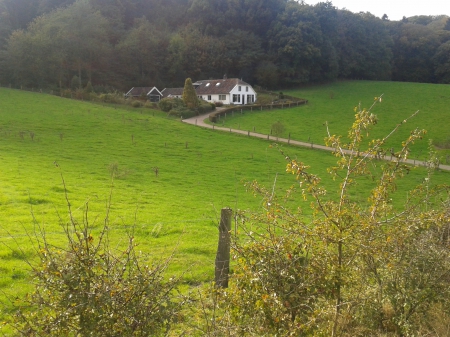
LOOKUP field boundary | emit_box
[208,98,308,123]
[183,114,450,172]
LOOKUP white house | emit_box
[161,78,257,105]
[192,78,257,105]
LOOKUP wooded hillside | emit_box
[0,0,449,91]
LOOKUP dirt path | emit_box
[182,113,450,172]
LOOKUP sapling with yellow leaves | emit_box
[212,96,450,336]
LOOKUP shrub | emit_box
[197,101,215,115]
[144,101,158,109]
[60,89,72,98]
[168,106,195,118]
[271,121,285,137]
[158,97,184,112]
[211,96,450,336]
[131,100,142,108]
[84,81,94,93]
[9,184,183,336]
[256,95,272,105]
[214,101,224,107]
[99,92,126,104]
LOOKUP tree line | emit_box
[0,0,449,91]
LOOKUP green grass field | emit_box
[219,81,450,160]
[0,82,448,331]
[0,88,334,320]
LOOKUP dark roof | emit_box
[158,78,253,98]
[193,78,250,95]
[148,87,162,96]
[161,88,183,97]
[125,87,162,97]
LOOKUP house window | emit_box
[247,95,254,103]
[219,94,226,101]
[233,94,240,103]
[238,86,241,91]
[246,86,248,92]
[208,95,211,101]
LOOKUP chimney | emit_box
[223,74,227,80]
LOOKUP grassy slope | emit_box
[0,88,332,316]
[0,83,448,329]
[220,81,450,160]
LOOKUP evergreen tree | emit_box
[182,77,198,110]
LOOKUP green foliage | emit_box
[336,11,393,80]
[211,96,450,336]
[131,100,142,108]
[433,41,450,83]
[1,0,450,89]
[9,186,182,336]
[271,121,285,137]
[99,91,126,104]
[158,97,184,112]
[197,101,215,115]
[391,23,440,82]
[71,75,80,90]
[255,61,279,89]
[84,80,93,93]
[168,106,194,118]
[182,78,199,110]
[144,101,158,109]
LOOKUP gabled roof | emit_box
[193,78,250,95]
[148,87,163,96]
[157,78,254,98]
[161,87,183,97]
[125,86,162,97]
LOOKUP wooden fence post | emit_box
[215,208,232,288]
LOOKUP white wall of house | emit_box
[199,94,231,105]
[199,84,257,105]
[229,84,257,105]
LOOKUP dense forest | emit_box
[0,0,449,91]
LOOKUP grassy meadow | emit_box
[0,87,336,323]
[220,81,450,160]
[0,81,449,330]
